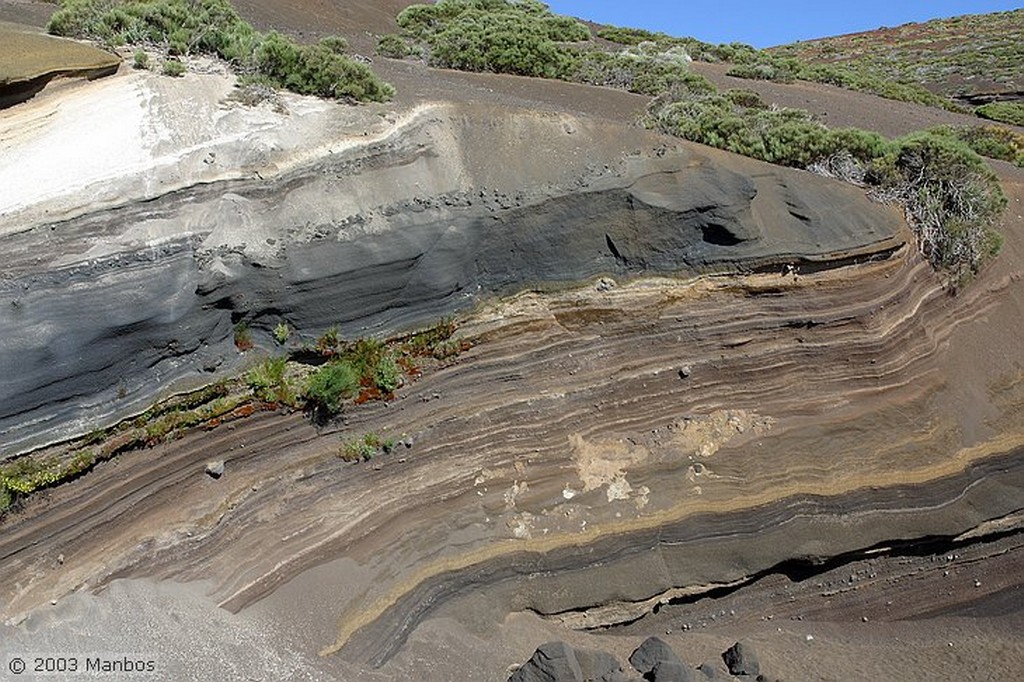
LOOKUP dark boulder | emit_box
[575,648,628,682]
[510,641,583,682]
[722,641,760,677]
[651,660,695,682]
[629,637,686,678]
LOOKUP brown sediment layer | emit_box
[2,224,1022,666]
[332,443,1024,665]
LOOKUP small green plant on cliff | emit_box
[315,326,341,357]
[339,432,394,462]
[247,356,295,405]
[273,322,291,345]
[373,354,402,394]
[1,450,99,515]
[233,320,253,351]
[48,0,393,102]
[400,316,462,358]
[303,361,358,417]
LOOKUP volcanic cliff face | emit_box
[0,66,904,454]
[3,9,1024,681]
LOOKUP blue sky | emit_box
[544,1,1023,47]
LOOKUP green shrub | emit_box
[429,10,576,78]
[377,33,415,58]
[304,361,358,414]
[726,61,796,83]
[726,89,767,109]
[48,0,393,103]
[976,102,1024,127]
[273,322,291,345]
[233,320,253,351]
[595,25,661,45]
[650,92,888,168]
[247,356,293,404]
[928,125,1024,167]
[570,49,714,96]
[373,355,402,393]
[162,58,185,76]
[394,0,588,79]
[869,132,1006,280]
[319,35,348,54]
[339,432,395,462]
[133,48,149,69]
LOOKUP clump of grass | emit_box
[273,322,291,345]
[132,48,149,70]
[303,360,359,417]
[339,432,394,462]
[247,356,296,405]
[1,449,99,516]
[400,316,466,359]
[233,320,253,351]
[161,58,185,77]
[315,326,341,357]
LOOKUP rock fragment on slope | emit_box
[509,641,584,682]
[630,637,695,680]
[722,641,760,677]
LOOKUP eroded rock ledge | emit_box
[0,68,905,453]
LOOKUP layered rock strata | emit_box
[0,68,903,453]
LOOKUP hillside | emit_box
[769,10,1024,103]
[1,2,1023,681]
